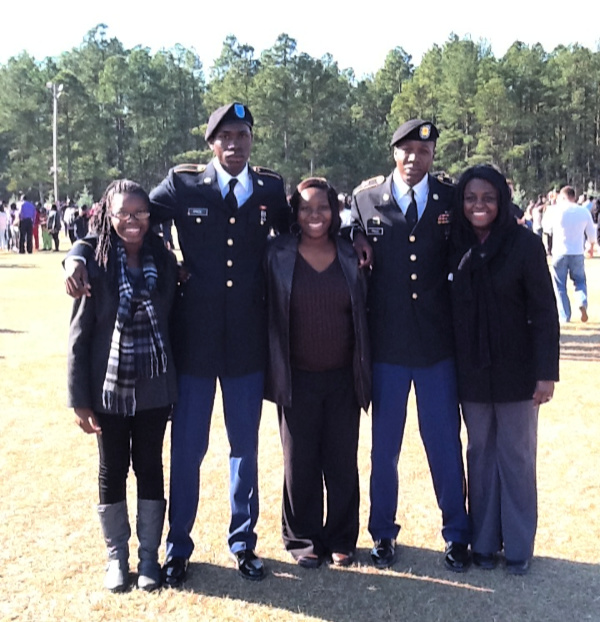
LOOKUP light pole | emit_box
[46,82,63,204]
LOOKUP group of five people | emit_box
[66,102,559,592]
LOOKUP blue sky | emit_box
[3,0,598,78]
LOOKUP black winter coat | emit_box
[67,234,178,413]
[450,225,559,403]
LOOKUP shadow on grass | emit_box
[560,324,600,361]
[176,546,599,621]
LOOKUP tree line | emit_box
[1,24,599,203]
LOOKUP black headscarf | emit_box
[451,165,518,369]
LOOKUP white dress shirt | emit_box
[213,158,253,207]
[391,170,429,221]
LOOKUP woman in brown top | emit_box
[265,178,371,568]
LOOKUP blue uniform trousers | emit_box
[166,372,263,558]
[368,359,470,544]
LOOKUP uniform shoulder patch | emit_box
[353,175,385,195]
[434,171,455,187]
[252,165,283,180]
[173,163,207,175]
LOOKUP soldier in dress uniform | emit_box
[350,119,471,572]
[153,102,289,585]
[65,102,290,585]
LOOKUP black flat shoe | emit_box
[473,552,498,570]
[232,550,266,581]
[444,542,471,573]
[331,551,355,567]
[506,558,530,575]
[162,556,189,588]
[370,538,396,569]
[296,554,323,569]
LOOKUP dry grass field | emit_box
[1,240,599,622]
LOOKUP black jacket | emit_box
[450,225,559,403]
[67,234,178,413]
[264,234,371,410]
[149,161,290,377]
[351,173,454,367]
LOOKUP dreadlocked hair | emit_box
[91,179,151,270]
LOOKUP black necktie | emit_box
[225,178,238,213]
[406,188,417,229]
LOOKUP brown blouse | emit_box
[289,253,354,372]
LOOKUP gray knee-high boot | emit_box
[137,499,166,591]
[97,501,130,592]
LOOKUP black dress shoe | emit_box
[473,552,498,570]
[370,538,396,569]
[506,558,530,575]
[296,554,323,569]
[444,542,471,573]
[162,556,189,588]
[232,550,265,581]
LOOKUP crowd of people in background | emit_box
[523,190,600,257]
[0,197,175,254]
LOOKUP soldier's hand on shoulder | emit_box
[65,259,91,298]
[353,230,374,269]
[177,262,191,284]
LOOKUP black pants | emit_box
[95,407,170,504]
[279,367,360,558]
[51,231,60,251]
[19,218,33,253]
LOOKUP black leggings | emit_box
[95,407,170,504]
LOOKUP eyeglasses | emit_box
[111,211,151,221]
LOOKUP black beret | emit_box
[205,102,254,142]
[390,119,439,147]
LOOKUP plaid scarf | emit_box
[102,241,168,415]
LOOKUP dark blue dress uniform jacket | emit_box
[351,173,455,367]
[149,161,290,378]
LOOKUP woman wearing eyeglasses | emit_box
[265,177,371,568]
[67,179,178,592]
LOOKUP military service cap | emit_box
[205,102,254,142]
[390,119,439,147]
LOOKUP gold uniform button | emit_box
[409,235,416,242]
[410,254,417,261]
[411,273,417,280]
[229,217,236,224]
[412,292,418,300]
[227,238,234,246]
[226,260,233,267]
[226,280,233,288]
